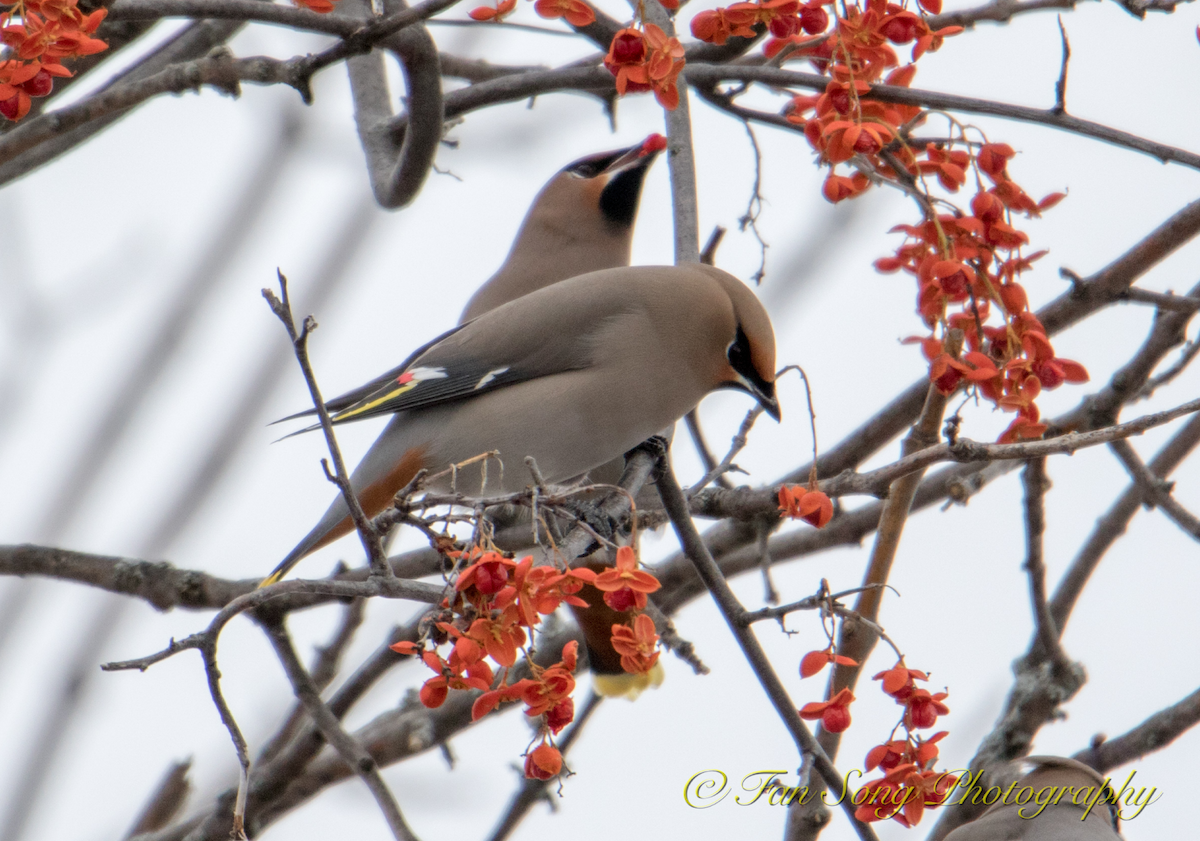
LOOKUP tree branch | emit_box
[654,457,879,841]
[1108,438,1200,540]
[683,65,1200,172]
[265,273,391,576]
[1074,685,1200,772]
[1020,458,1070,666]
[260,618,420,841]
[344,0,447,208]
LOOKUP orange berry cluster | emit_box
[854,663,956,826]
[686,0,1085,441]
[799,648,957,827]
[604,22,686,110]
[876,144,1085,442]
[391,546,662,779]
[0,0,107,121]
[778,485,833,527]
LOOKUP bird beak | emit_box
[736,374,782,422]
[602,133,667,177]
[756,389,782,422]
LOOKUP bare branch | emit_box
[125,761,192,838]
[683,409,734,490]
[257,597,367,764]
[1021,458,1070,665]
[0,19,246,186]
[345,0,447,208]
[1108,439,1200,540]
[1120,287,1200,312]
[654,457,879,841]
[1074,685,1200,772]
[0,50,313,172]
[646,0,700,264]
[1052,16,1070,115]
[927,0,1086,30]
[260,619,420,841]
[486,692,604,841]
[1109,0,1187,18]
[689,406,763,494]
[683,65,1200,172]
[265,273,391,576]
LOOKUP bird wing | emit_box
[277,296,608,434]
[272,323,470,425]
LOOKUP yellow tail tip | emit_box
[258,570,286,589]
[592,662,665,700]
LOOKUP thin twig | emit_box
[699,225,727,265]
[1052,16,1070,115]
[654,457,879,841]
[1121,287,1200,312]
[485,692,604,841]
[264,272,391,577]
[683,410,734,490]
[689,406,763,494]
[739,119,770,284]
[1021,458,1070,665]
[258,596,367,763]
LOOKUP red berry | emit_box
[21,69,53,98]
[799,5,828,34]
[0,94,20,121]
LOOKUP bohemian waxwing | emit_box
[459,134,672,495]
[264,264,780,585]
[942,756,1124,840]
[459,135,666,323]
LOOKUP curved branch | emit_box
[108,0,460,39]
[345,0,446,208]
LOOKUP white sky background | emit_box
[0,1,1199,839]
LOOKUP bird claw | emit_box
[563,498,623,544]
[625,434,670,464]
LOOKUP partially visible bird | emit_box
[264,264,780,585]
[459,134,666,323]
[943,756,1123,840]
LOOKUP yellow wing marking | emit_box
[332,379,420,422]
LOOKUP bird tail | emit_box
[592,663,665,699]
[258,503,353,588]
[258,533,322,588]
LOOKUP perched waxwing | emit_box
[459,134,666,323]
[264,264,780,585]
[943,756,1124,841]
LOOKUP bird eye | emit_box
[564,151,622,179]
[727,325,754,378]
